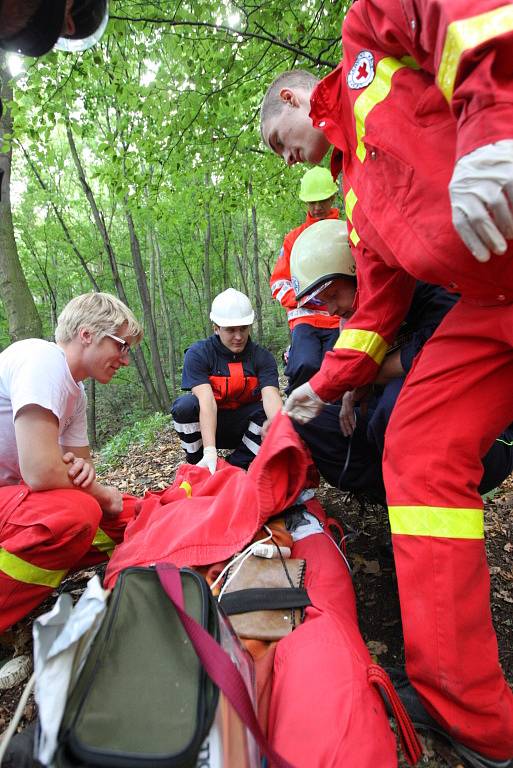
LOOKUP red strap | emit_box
[156,563,295,768]
[368,665,423,766]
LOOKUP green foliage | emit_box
[1,0,347,423]
[96,411,169,473]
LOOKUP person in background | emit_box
[270,166,341,392]
[172,288,282,473]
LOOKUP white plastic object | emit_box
[252,544,292,559]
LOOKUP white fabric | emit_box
[450,139,513,262]
[246,420,263,436]
[0,339,87,485]
[173,420,201,434]
[180,438,203,453]
[241,434,261,456]
[286,307,331,321]
[33,576,109,765]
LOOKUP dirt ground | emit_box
[1,421,512,767]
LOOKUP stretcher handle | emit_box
[156,562,296,768]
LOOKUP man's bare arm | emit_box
[15,405,122,515]
[192,383,218,448]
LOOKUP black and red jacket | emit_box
[181,334,279,410]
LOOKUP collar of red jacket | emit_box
[305,208,339,227]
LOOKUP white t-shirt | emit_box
[0,339,88,486]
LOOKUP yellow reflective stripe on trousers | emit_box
[389,506,484,539]
[179,481,192,498]
[0,547,68,588]
[334,328,389,364]
[344,188,360,245]
[91,527,116,557]
[438,5,513,102]
[354,56,420,162]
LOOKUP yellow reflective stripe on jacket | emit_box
[180,481,192,498]
[0,547,67,588]
[334,328,389,364]
[438,5,513,101]
[344,188,360,245]
[354,56,419,162]
[389,506,484,539]
[91,527,116,557]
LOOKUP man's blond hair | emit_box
[55,292,143,344]
[260,69,319,142]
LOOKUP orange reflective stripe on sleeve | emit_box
[438,5,513,102]
[354,56,420,162]
[389,505,484,539]
[91,527,116,557]
[334,328,389,365]
[0,547,68,588]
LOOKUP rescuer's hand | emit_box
[339,391,357,437]
[450,139,513,263]
[283,382,325,424]
[197,445,218,475]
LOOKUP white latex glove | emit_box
[283,382,326,424]
[197,446,218,475]
[450,139,513,262]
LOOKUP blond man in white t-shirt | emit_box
[0,292,143,635]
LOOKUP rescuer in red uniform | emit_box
[260,1,513,765]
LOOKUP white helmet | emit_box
[290,219,356,306]
[210,288,255,326]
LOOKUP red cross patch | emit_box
[347,51,375,89]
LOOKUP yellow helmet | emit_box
[290,219,356,306]
[298,167,338,202]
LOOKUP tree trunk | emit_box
[249,181,263,343]
[203,173,212,319]
[66,118,161,411]
[0,53,42,341]
[125,206,171,411]
[86,378,97,449]
[153,231,178,398]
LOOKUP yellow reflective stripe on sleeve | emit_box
[438,5,513,102]
[91,527,116,557]
[389,506,484,539]
[354,56,419,162]
[345,188,357,221]
[0,547,68,588]
[350,229,361,246]
[334,328,389,364]
[179,481,192,498]
[344,188,361,245]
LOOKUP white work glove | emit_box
[283,382,326,424]
[197,446,218,475]
[450,139,513,262]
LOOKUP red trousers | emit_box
[268,532,398,767]
[0,484,137,632]
[384,299,513,759]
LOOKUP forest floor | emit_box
[1,420,512,767]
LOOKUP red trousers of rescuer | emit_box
[0,484,137,632]
[383,299,513,759]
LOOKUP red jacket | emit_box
[308,0,513,402]
[270,209,341,330]
[104,413,319,588]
